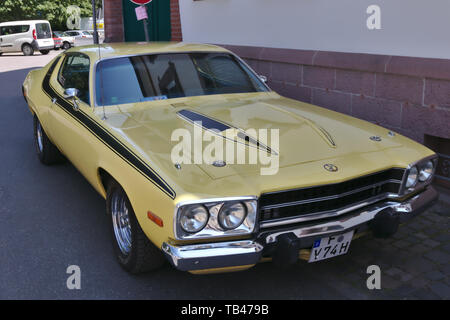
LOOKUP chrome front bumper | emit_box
[162,186,438,271]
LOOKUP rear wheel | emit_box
[22,44,34,56]
[40,50,50,55]
[33,115,65,165]
[106,180,165,274]
[62,42,71,50]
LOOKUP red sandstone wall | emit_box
[223,45,450,145]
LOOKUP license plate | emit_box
[308,230,354,262]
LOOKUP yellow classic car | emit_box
[22,42,438,274]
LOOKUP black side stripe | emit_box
[41,59,176,199]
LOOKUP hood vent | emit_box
[177,109,230,132]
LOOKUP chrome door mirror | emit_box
[63,88,80,111]
[259,75,267,83]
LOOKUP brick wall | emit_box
[222,45,450,145]
[104,0,124,43]
[170,0,183,41]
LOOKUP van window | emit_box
[36,23,52,39]
[0,25,30,35]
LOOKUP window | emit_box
[0,25,30,35]
[95,52,268,106]
[58,53,90,105]
[36,23,51,39]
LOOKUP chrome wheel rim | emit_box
[36,122,44,153]
[111,192,132,255]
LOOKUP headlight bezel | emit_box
[174,196,257,240]
[401,155,437,195]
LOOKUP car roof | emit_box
[0,20,50,26]
[69,42,230,61]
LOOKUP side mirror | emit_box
[259,75,268,83]
[63,88,80,111]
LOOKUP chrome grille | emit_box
[259,168,405,228]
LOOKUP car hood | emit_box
[99,92,431,196]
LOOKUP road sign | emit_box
[131,0,152,42]
[130,0,152,5]
[135,6,148,21]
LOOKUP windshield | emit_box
[95,52,268,106]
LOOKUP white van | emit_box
[0,20,54,56]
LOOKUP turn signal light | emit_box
[147,211,163,227]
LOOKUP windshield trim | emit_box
[92,50,271,108]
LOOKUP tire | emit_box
[106,180,165,274]
[33,115,65,165]
[22,44,34,56]
[40,50,50,55]
[62,42,71,50]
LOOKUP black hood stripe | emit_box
[177,109,230,132]
[41,59,176,199]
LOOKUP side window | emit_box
[58,53,90,105]
[0,25,30,35]
[0,26,13,35]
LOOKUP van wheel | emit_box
[33,115,65,165]
[40,50,50,55]
[22,44,34,56]
[106,180,165,274]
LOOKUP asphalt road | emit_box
[0,51,448,300]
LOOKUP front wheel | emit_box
[40,50,50,55]
[106,180,165,274]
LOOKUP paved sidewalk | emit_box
[308,197,450,299]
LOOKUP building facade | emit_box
[104,0,449,188]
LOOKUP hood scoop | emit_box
[177,109,277,155]
[177,109,231,132]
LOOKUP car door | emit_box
[0,25,16,52]
[46,52,97,177]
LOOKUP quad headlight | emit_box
[402,156,436,193]
[218,202,247,230]
[175,197,257,240]
[418,160,434,182]
[179,204,209,233]
[405,166,418,188]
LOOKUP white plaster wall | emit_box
[179,0,450,59]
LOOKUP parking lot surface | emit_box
[0,51,449,299]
